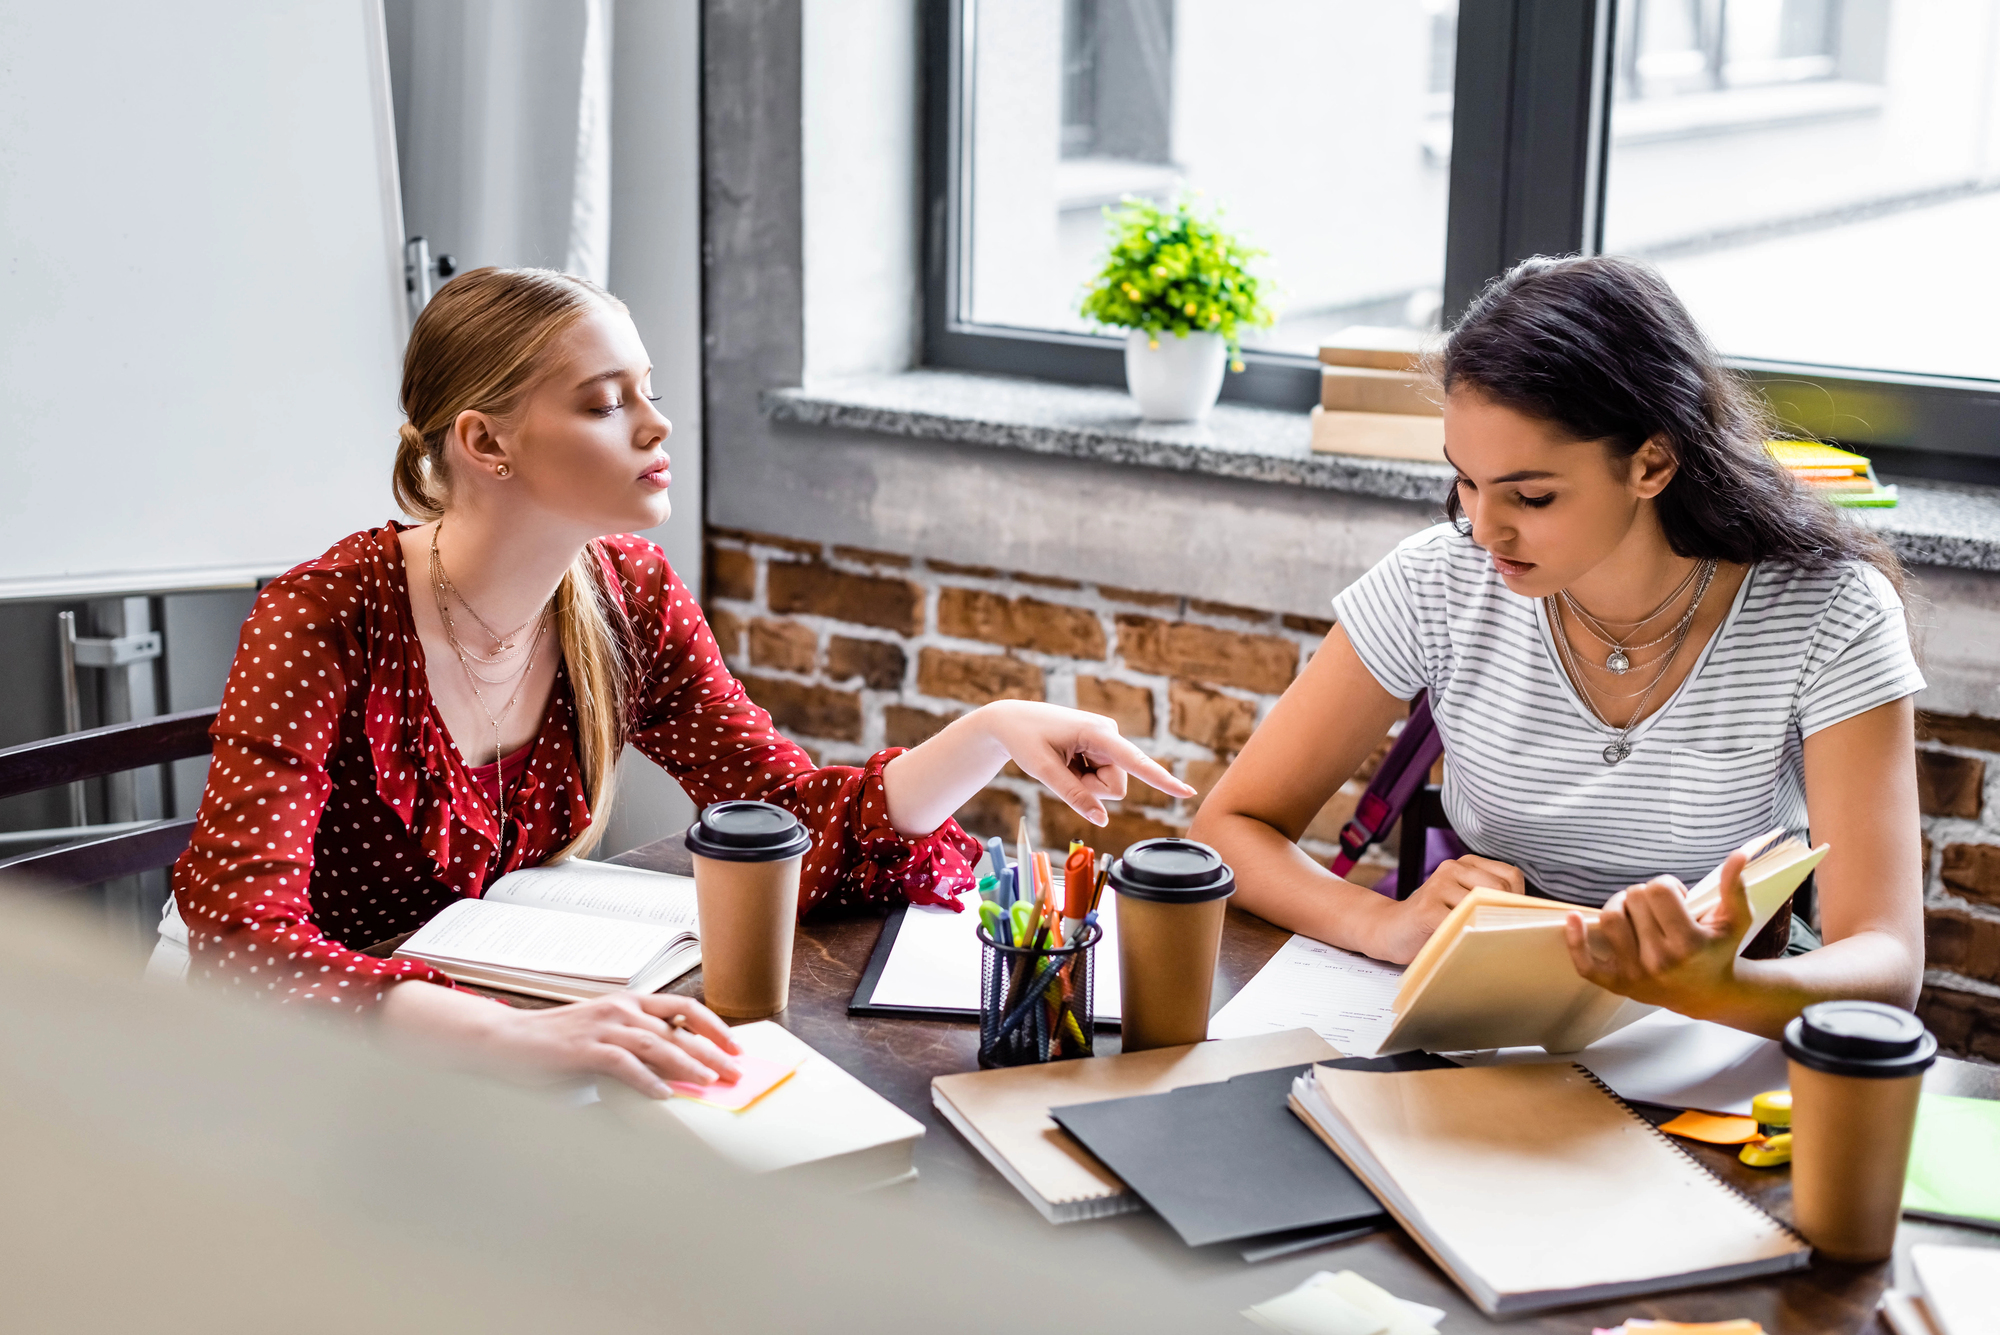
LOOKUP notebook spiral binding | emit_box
[1568,1064,1809,1247]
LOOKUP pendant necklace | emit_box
[1547,560,1715,765]
[1558,559,1710,674]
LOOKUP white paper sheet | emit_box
[1455,1009,1789,1115]
[865,885,1123,1020]
[399,899,677,982]
[485,859,699,931]
[1206,935,1405,1058]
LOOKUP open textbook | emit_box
[1376,830,1826,1055]
[394,859,700,1002]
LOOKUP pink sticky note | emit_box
[666,1053,800,1111]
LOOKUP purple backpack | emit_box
[1329,692,1464,898]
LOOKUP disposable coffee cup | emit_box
[684,801,811,1019]
[1782,999,1937,1262]
[1110,838,1235,1053]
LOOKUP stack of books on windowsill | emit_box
[1307,326,1445,463]
[1768,439,1899,508]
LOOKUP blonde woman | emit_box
[171,267,1191,1097]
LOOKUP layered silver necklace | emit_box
[1548,559,1718,765]
[428,522,551,820]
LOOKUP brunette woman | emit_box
[172,267,1190,1095]
[1191,255,1924,1038]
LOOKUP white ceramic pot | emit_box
[1124,329,1227,423]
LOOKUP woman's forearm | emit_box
[881,710,1010,836]
[1192,809,1394,955]
[1691,930,1923,1039]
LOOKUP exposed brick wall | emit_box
[1918,712,2000,1063]
[704,527,1397,884]
[703,525,2000,1065]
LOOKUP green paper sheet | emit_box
[1903,1094,2000,1231]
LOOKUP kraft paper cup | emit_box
[685,801,811,1020]
[1781,1000,1937,1262]
[1110,838,1234,1052]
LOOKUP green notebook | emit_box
[1903,1094,2000,1232]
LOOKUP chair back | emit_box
[0,708,218,894]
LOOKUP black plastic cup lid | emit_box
[1782,1000,1937,1079]
[1108,838,1235,904]
[683,800,811,862]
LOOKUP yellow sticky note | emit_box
[1658,1110,1761,1145]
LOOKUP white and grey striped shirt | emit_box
[1332,524,1924,905]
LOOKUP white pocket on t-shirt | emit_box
[1668,746,1775,851]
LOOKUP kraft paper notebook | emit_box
[931,1028,1337,1224]
[1290,1063,1810,1315]
[1376,830,1825,1055]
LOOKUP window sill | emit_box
[761,369,2000,574]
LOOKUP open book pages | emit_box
[394,859,700,1002]
[605,1021,926,1194]
[1376,830,1826,1055]
[1290,1063,1809,1315]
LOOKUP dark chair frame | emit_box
[0,707,217,894]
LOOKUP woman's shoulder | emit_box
[251,524,403,622]
[1747,557,1903,622]
[1376,522,1488,578]
[593,533,698,624]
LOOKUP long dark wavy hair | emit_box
[1437,254,1904,596]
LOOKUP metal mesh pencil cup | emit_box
[975,921,1099,1068]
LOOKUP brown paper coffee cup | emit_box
[684,801,813,1020]
[1781,1000,1937,1263]
[1110,838,1235,1053]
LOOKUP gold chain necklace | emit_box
[427,528,551,822]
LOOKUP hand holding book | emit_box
[1562,847,1761,1014]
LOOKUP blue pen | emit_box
[985,836,1008,883]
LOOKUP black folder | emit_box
[1049,1054,1452,1249]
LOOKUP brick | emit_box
[1015,571,1082,590]
[1925,907,2000,984]
[1190,598,1270,624]
[767,561,923,635]
[1352,731,1396,783]
[917,648,1044,705]
[1184,758,1230,810]
[1168,679,1256,754]
[884,704,957,749]
[1924,834,1934,875]
[1919,712,2000,753]
[955,787,1025,841]
[1283,613,1335,637]
[706,545,755,602]
[1075,676,1154,737]
[710,526,821,557]
[928,559,1000,578]
[1124,760,1179,810]
[825,636,906,689]
[1041,802,1178,854]
[706,606,745,661]
[1304,784,1363,845]
[1099,585,1181,610]
[749,617,816,673]
[741,675,862,742]
[1918,985,2000,1064]
[1918,751,1985,819]
[1941,843,2000,909]
[937,588,1106,659]
[1117,615,1298,694]
[832,544,911,568]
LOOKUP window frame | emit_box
[920,0,2000,482]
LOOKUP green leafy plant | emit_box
[1079,194,1276,372]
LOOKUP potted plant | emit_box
[1079,195,1276,423]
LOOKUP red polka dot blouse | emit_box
[171,525,981,1011]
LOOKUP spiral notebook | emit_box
[1289,1062,1810,1315]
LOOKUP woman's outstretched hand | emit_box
[380,982,742,1099]
[1371,854,1525,964]
[1563,850,1753,1011]
[883,700,1195,836]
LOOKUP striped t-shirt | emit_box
[1332,524,1924,905]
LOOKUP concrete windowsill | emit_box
[761,368,2000,573]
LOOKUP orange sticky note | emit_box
[667,1053,800,1111]
[1658,1110,1762,1145]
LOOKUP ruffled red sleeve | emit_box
[604,536,981,914]
[171,555,455,1010]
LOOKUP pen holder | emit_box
[976,922,1099,1068]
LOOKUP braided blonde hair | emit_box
[393,267,633,860]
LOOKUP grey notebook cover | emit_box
[1049,1055,1449,1249]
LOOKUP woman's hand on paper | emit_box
[1372,854,1526,964]
[882,700,1194,835]
[380,982,742,1099]
[1563,850,1753,1011]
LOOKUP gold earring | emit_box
[495,463,512,479]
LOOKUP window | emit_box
[925,0,2000,476]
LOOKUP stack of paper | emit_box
[1767,439,1898,508]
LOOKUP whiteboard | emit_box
[0,0,408,600]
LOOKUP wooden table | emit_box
[606,835,1998,1333]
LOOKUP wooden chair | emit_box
[0,708,217,893]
